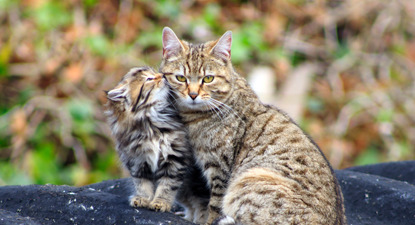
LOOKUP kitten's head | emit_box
[106,66,167,120]
[160,27,235,112]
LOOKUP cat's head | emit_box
[106,66,167,118]
[160,27,235,112]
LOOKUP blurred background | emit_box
[1,0,414,186]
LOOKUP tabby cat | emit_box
[104,66,209,223]
[160,27,346,225]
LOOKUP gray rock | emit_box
[336,161,415,225]
[1,161,415,225]
[0,178,194,225]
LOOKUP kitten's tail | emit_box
[212,215,241,225]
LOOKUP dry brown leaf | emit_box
[10,109,28,136]
[63,63,83,84]
[44,58,63,76]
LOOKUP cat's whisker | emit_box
[204,101,224,122]
[206,100,228,121]
[209,98,242,121]
[167,91,180,111]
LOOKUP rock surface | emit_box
[1,161,415,225]
[0,179,193,225]
[337,161,415,225]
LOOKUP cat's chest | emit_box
[129,130,174,172]
[186,116,245,156]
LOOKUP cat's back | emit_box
[225,104,346,224]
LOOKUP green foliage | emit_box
[30,142,61,184]
[82,0,98,9]
[232,22,267,64]
[31,1,72,31]
[0,163,33,185]
[306,97,325,113]
[67,98,95,134]
[354,147,381,166]
[150,0,181,20]
[136,28,164,49]
[84,35,112,56]
[0,42,11,77]
[376,109,394,123]
[203,3,221,29]
[334,44,351,59]
[0,0,19,10]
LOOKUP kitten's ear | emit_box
[162,27,185,59]
[106,87,126,102]
[210,31,232,61]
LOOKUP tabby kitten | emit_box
[104,66,209,223]
[160,27,346,225]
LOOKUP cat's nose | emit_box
[154,73,162,80]
[189,92,198,100]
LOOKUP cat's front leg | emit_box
[205,167,228,224]
[150,177,183,212]
[130,178,154,208]
[149,160,186,212]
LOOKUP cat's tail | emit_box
[212,215,241,225]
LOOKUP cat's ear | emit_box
[210,31,232,61]
[106,87,126,102]
[162,27,185,59]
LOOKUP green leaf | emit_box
[31,142,61,184]
[376,109,394,123]
[0,163,33,185]
[354,147,381,166]
[334,44,350,59]
[136,28,163,49]
[203,4,220,27]
[84,35,112,56]
[83,0,98,8]
[0,0,19,10]
[0,42,11,77]
[153,0,181,19]
[94,150,118,172]
[307,97,324,113]
[67,98,94,122]
[32,1,72,31]
[66,98,95,136]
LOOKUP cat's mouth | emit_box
[177,98,213,113]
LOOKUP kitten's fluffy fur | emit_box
[160,28,346,225]
[105,67,209,223]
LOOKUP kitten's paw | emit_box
[130,196,151,208]
[149,199,171,212]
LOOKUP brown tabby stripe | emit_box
[209,205,221,213]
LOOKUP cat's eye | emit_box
[176,75,187,82]
[203,75,214,83]
[146,77,154,81]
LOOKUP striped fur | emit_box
[104,66,209,224]
[160,27,346,225]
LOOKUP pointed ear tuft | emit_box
[211,31,232,61]
[162,27,184,59]
[106,87,126,102]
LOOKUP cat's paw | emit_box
[212,215,236,225]
[193,211,208,224]
[149,199,171,212]
[130,196,151,208]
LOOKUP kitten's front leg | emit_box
[149,177,182,212]
[205,167,228,224]
[149,160,186,212]
[130,178,154,208]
